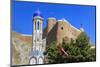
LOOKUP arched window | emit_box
[38,21,39,30]
[40,23,41,30]
[35,22,36,30]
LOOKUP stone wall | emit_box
[56,20,81,45]
[45,18,81,45]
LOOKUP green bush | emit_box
[45,32,96,63]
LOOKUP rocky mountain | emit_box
[12,31,32,65]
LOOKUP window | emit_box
[35,22,36,30]
[61,27,63,30]
[38,21,39,30]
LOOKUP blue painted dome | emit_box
[33,9,42,17]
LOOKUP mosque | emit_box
[29,9,84,64]
[12,9,85,65]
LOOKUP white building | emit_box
[29,9,46,64]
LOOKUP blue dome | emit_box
[33,9,42,17]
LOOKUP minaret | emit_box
[29,9,44,64]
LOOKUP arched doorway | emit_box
[38,57,43,64]
[30,58,36,64]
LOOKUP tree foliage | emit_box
[45,32,96,63]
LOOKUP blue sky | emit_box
[12,0,96,44]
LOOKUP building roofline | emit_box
[57,18,81,32]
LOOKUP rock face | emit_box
[56,20,81,45]
[12,31,46,65]
[12,32,32,65]
[44,18,81,45]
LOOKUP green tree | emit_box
[45,32,96,64]
[45,42,67,63]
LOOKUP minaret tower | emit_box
[29,9,44,64]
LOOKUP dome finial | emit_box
[80,23,84,32]
[33,8,42,17]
